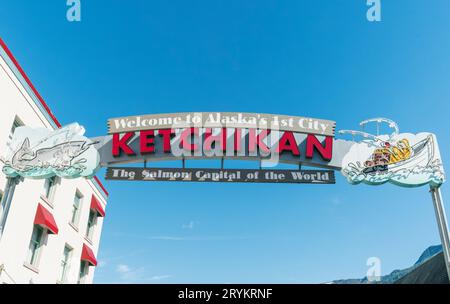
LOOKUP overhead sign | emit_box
[106,167,336,184]
[95,112,352,171]
[2,114,446,188]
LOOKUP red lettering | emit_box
[248,129,270,153]
[306,134,333,161]
[112,132,136,156]
[158,129,174,153]
[140,130,155,154]
[234,128,242,152]
[276,131,300,156]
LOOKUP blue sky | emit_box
[1,0,450,283]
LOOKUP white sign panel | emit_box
[341,132,445,187]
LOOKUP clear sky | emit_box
[1,0,449,283]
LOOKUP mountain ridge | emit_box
[330,245,443,284]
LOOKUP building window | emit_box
[0,190,4,213]
[78,261,89,284]
[8,116,24,141]
[0,190,4,234]
[27,225,44,266]
[71,191,83,226]
[86,210,97,241]
[0,180,17,237]
[43,177,58,202]
[60,245,73,283]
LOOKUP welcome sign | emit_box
[2,113,446,188]
[96,113,353,174]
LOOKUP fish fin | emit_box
[22,138,30,149]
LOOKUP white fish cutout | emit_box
[3,123,100,179]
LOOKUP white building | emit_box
[0,38,108,284]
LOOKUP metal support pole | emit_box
[430,185,450,282]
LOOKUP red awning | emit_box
[81,244,97,266]
[90,195,105,217]
[34,203,59,234]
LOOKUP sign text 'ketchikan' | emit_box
[106,113,337,168]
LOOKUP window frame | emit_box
[27,225,45,267]
[71,190,83,227]
[59,245,73,283]
[78,261,89,284]
[0,190,4,214]
[85,210,97,241]
[8,116,24,141]
[43,177,58,203]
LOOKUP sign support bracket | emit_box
[430,185,450,282]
